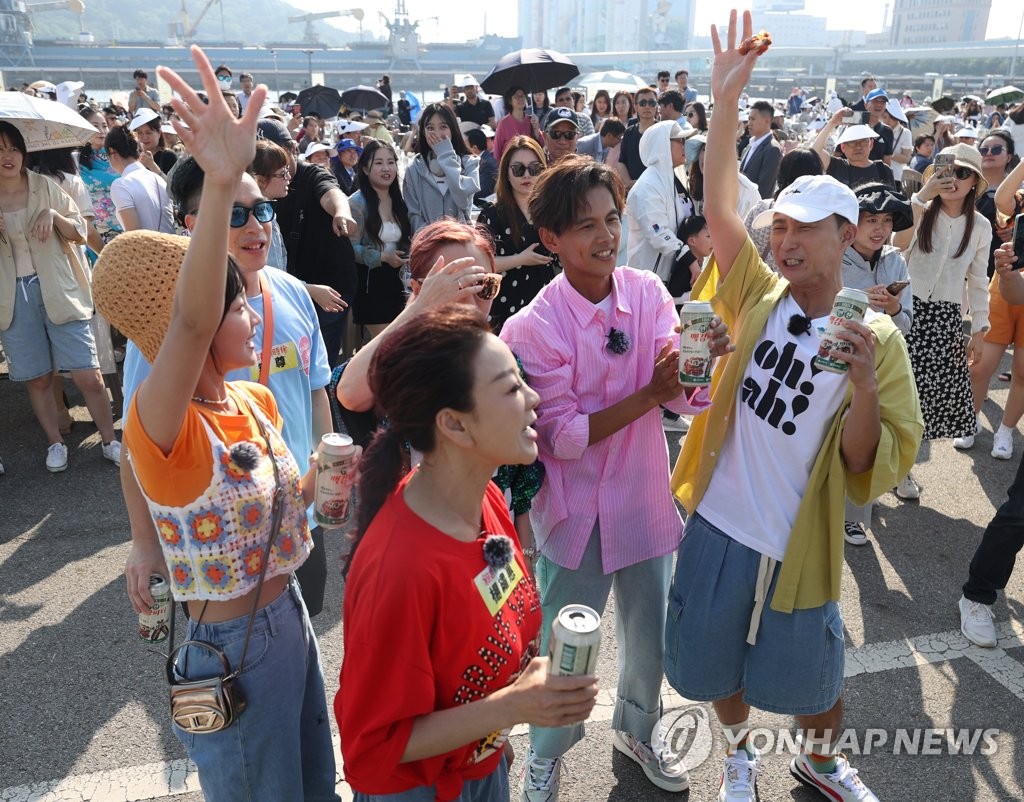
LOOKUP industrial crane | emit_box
[178,0,222,40]
[287,8,364,45]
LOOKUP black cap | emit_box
[257,119,294,150]
[545,107,579,132]
[854,183,914,232]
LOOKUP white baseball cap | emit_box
[752,175,860,229]
[835,124,880,146]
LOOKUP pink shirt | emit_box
[494,114,538,162]
[501,267,708,573]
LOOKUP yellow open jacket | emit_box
[671,238,924,613]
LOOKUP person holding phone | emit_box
[839,182,915,544]
[891,144,991,500]
[957,154,1024,460]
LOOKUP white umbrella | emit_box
[0,91,97,151]
[575,70,650,94]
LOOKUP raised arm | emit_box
[995,157,1024,218]
[811,109,847,173]
[134,46,266,454]
[705,10,764,278]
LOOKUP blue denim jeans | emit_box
[171,577,339,801]
[352,759,508,801]
[530,522,672,758]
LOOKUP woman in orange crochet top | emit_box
[93,47,341,802]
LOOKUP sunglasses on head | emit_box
[978,145,1005,156]
[230,201,275,228]
[510,162,543,177]
[548,129,577,140]
[636,99,657,108]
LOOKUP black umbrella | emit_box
[929,96,956,114]
[279,91,298,104]
[296,85,342,119]
[340,85,388,112]
[480,48,579,95]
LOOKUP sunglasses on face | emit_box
[510,162,543,177]
[978,145,1005,156]
[548,130,577,140]
[951,166,975,180]
[230,201,275,228]
[636,99,657,108]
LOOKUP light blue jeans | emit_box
[171,576,340,802]
[530,522,672,758]
[352,759,508,801]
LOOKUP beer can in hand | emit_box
[138,575,171,643]
[314,433,358,527]
[549,604,601,676]
[813,287,869,374]
[678,301,715,387]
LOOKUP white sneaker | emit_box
[46,442,68,473]
[662,414,690,433]
[959,595,997,647]
[613,729,689,792]
[992,429,1013,460]
[520,750,561,802]
[101,440,122,467]
[954,415,982,449]
[719,750,759,801]
[894,473,920,500]
[790,752,878,801]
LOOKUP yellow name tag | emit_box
[473,559,523,616]
[250,341,299,381]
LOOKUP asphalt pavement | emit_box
[2,358,1024,802]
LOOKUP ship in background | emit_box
[0,0,522,99]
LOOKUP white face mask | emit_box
[218,75,233,89]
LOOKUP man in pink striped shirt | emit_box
[502,155,730,801]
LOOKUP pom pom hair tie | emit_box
[228,441,263,472]
[787,314,813,337]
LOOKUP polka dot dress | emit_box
[478,204,558,331]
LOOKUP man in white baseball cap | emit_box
[667,12,922,802]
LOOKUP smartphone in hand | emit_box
[1013,214,1024,264]
[886,280,910,296]
[934,152,955,179]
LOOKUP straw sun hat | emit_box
[921,143,988,194]
[92,231,190,364]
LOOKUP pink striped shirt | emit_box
[501,267,708,573]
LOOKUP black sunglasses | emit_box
[510,162,543,177]
[230,201,275,228]
[952,166,976,180]
[978,145,1005,156]
[548,130,577,140]
[636,99,658,108]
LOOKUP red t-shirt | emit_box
[337,473,542,799]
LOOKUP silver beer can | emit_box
[813,287,869,374]
[678,301,715,387]
[548,604,601,676]
[138,575,171,643]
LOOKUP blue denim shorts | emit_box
[352,759,508,801]
[664,513,845,716]
[0,276,98,381]
[171,577,340,802]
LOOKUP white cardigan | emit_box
[905,207,991,333]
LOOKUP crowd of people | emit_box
[4,12,1024,802]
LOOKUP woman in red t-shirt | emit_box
[336,307,598,801]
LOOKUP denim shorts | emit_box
[664,513,845,716]
[170,577,340,802]
[352,759,508,801]
[0,276,98,381]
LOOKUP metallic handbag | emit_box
[165,402,285,735]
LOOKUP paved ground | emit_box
[2,357,1024,801]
